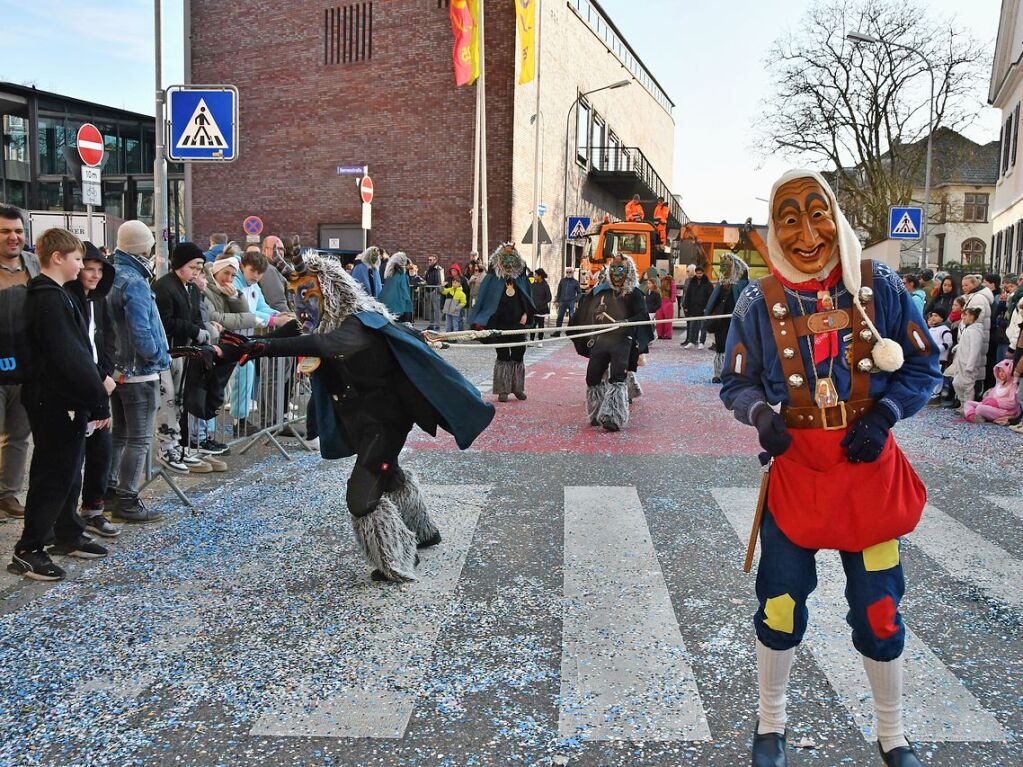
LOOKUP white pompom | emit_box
[871,338,904,372]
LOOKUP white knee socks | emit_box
[863,655,909,752]
[757,640,795,735]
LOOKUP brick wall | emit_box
[189,0,515,269]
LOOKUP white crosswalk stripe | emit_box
[989,495,1023,521]
[249,485,490,738]
[560,486,711,742]
[711,487,1007,744]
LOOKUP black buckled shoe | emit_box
[752,724,787,767]
[878,742,923,766]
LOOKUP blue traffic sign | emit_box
[167,85,238,162]
[889,206,922,240]
[567,216,591,239]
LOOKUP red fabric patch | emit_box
[866,596,899,639]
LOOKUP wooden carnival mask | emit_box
[771,177,838,276]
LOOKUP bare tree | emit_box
[756,0,988,245]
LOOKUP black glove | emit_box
[751,402,792,458]
[840,406,896,463]
[217,331,266,364]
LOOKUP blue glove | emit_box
[752,402,792,458]
[840,406,896,463]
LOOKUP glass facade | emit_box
[0,83,183,244]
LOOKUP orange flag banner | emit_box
[450,0,480,86]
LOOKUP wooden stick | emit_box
[744,461,771,573]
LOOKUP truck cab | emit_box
[579,221,656,290]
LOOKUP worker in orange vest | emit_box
[653,196,669,247]
[625,194,645,222]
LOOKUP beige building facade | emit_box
[990,0,1023,275]
[510,0,680,278]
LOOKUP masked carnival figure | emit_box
[379,250,414,322]
[706,251,750,383]
[467,243,536,402]
[720,170,939,767]
[217,252,495,582]
[570,254,648,431]
[351,245,383,298]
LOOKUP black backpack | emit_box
[0,285,33,384]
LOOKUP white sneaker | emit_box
[683,343,694,349]
[697,342,705,349]
[181,450,205,467]
[160,448,189,474]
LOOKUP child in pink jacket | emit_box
[964,359,1021,424]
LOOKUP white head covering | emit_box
[766,168,903,372]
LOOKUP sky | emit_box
[0,0,1003,224]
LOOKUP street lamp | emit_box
[848,30,935,269]
[562,79,632,269]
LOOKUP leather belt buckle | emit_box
[821,401,847,431]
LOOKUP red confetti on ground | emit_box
[410,342,760,456]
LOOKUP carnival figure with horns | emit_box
[467,243,536,402]
[720,170,940,767]
[569,253,648,431]
[217,251,494,582]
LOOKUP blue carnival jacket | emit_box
[312,311,495,458]
[467,272,535,328]
[379,269,414,316]
[351,262,382,297]
[720,261,940,426]
[107,249,171,377]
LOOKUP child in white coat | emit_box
[945,307,984,411]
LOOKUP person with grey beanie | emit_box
[105,220,170,522]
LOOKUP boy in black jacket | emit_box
[66,242,120,538]
[8,229,109,581]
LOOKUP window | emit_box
[1014,104,1020,166]
[590,114,605,169]
[962,237,986,268]
[575,101,589,165]
[963,192,989,223]
[3,115,28,164]
[608,132,621,171]
[38,115,67,176]
[1006,226,1014,266]
[324,3,373,65]
[1004,116,1013,174]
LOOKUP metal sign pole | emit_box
[153,0,169,276]
[86,204,94,243]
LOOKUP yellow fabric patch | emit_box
[763,593,796,634]
[863,540,900,572]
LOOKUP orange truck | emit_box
[577,220,658,290]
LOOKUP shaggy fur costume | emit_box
[490,242,527,281]
[626,371,643,401]
[512,361,526,397]
[385,469,441,548]
[587,384,607,426]
[597,381,630,432]
[493,359,516,395]
[384,250,409,281]
[352,497,419,582]
[302,252,395,333]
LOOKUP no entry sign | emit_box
[77,123,104,167]
[360,176,374,204]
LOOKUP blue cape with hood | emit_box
[311,311,495,459]
[467,272,535,327]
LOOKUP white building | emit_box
[989,0,1023,275]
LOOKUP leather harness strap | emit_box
[849,260,876,403]
[759,274,814,408]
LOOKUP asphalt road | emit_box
[0,337,1020,767]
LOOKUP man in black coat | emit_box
[682,265,712,348]
[65,242,120,538]
[9,229,109,581]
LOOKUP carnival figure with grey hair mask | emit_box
[217,251,494,582]
[720,171,940,767]
[467,243,536,402]
[569,254,648,431]
[351,245,383,298]
[705,251,750,383]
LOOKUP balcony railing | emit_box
[587,145,688,228]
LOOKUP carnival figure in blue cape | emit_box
[467,243,535,402]
[351,245,383,297]
[218,251,495,583]
[379,250,414,322]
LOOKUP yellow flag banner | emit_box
[515,0,535,85]
[450,0,480,86]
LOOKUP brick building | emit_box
[187,0,679,273]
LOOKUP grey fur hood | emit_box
[602,254,639,297]
[489,243,526,280]
[304,252,395,333]
[384,251,409,280]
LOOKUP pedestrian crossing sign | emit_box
[888,206,922,240]
[167,85,238,162]
[567,216,591,239]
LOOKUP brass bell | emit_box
[859,329,873,341]
[783,347,796,359]
[858,286,874,304]
[857,358,874,373]
[788,373,805,388]
[772,302,789,319]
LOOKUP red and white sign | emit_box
[360,175,374,204]
[77,123,104,167]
